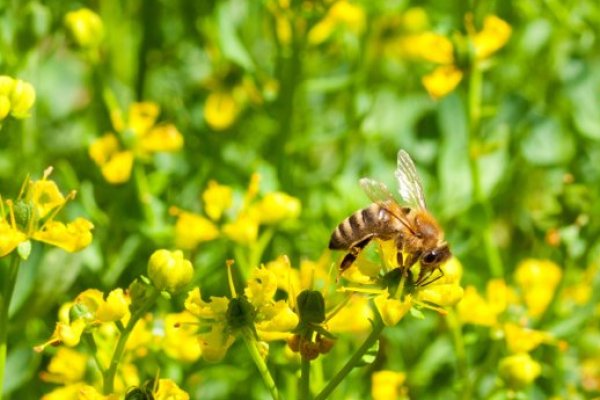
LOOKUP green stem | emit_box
[467,61,504,278]
[314,304,385,400]
[103,290,159,394]
[242,329,279,400]
[0,254,21,400]
[82,333,105,375]
[300,356,311,400]
[133,164,155,226]
[447,310,470,400]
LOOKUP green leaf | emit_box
[217,0,254,71]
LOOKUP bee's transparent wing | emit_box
[395,149,427,209]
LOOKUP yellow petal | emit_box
[504,323,550,354]
[101,151,134,184]
[372,370,407,400]
[222,214,259,245]
[245,267,278,306]
[154,379,190,400]
[255,192,301,224]
[173,210,219,249]
[204,91,239,131]
[416,32,455,64]
[473,15,511,60]
[198,324,235,363]
[162,312,202,363]
[422,65,463,99]
[33,217,94,252]
[138,124,183,154]
[128,102,159,135]
[202,180,233,221]
[499,353,541,389]
[95,288,129,322]
[30,179,66,219]
[0,219,26,257]
[39,347,88,384]
[89,134,120,166]
[374,294,412,326]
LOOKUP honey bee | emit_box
[329,149,451,285]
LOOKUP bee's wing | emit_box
[395,149,427,209]
[359,177,416,233]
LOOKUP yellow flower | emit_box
[457,279,511,327]
[170,208,219,250]
[89,102,183,184]
[499,352,541,389]
[252,192,301,224]
[39,348,88,384]
[372,370,408,400]
[422,65,464,99]
[222,213,259,245]
[415,32,455,64]
[375,293,413,326]
[154,379,190,400]
[148,249,194,293]
[0,75,36,120]
[514,258,562,317]
[328,295,372,333]
[472,15,512,60]
[161,312,202,363]
[203,91,240,131]
[0,168,94,258]
[504,322,552,354]
[308,0,365,45]
[41,383,88,400]
[202,180,233,221]
[75,288,130,323]
[64,8,104,49]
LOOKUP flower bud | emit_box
[147,249,193,293]
[64,8,104,49]
[9,79,36,119]
[297,290,326,325]
[499,353,541,389]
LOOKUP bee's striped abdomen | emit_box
[329,204,380,250]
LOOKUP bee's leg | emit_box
[417,267,445,286]
[339,235,374,272]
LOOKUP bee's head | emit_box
[420,243,451,267]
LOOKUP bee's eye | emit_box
[422,251,437,264]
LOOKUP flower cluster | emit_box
[0,75,36,122]
[171,173,301,250]
[89,102,183,184]
[457,258,565,389]
[0,168,93,258]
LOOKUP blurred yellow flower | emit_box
[499,352,541,389]
[202,180,233,221]
[252,192,301,224]
[457,278,512,327]
[89,102,183,184]
[372,370,408,400]
[64,8,104,49]
[203,91,240,131]
[154,379,190,400]
[421,65,464,99]
[514,258,562,317]
[0,168,94,258]
[39,348,87,384]
[0,75,36,120]
[308,0,365,45]
[375,294,412,326]
[223,213,260,245]
[504,322,552,354]
[471,15,512,60]
[170,208,219,250]
[76,288,130,323]
[328,295,372,333]
[161,312,202,363]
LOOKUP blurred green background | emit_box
[1,0,600,399]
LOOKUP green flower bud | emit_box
[64,8,104,49]
[297,290,326,325]
[147,249,193,293]
[226,296,256,330]
[13,199,33,230]
[10,79,36,119]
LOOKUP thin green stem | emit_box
[241,329,279,400]
[300,356,311,400]
[314,304,385,400]
[447,310,470,400]
[467,61,504,278]
[0,253,21,400]
[82,333,105,375]
[103,290,159,394]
